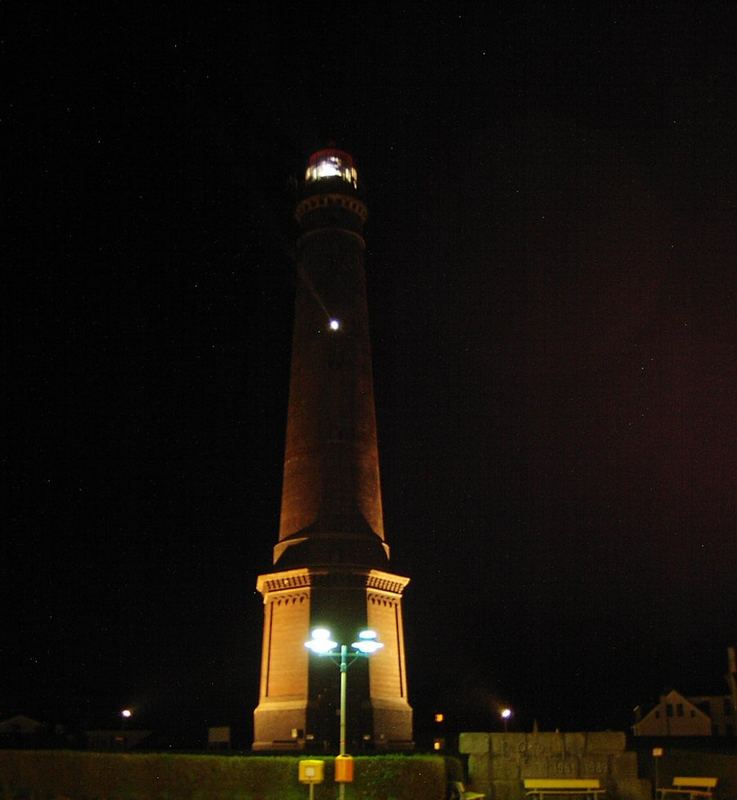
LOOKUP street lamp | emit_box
[119,709,133,750]
[500,707,512,732]
[305,627,384,800]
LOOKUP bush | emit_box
[0,751,450,800]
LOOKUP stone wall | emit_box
[459,732,651,800]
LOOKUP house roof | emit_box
[0,715,43,733]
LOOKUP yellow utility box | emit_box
[334,754,354,783]
[298,760,325,784]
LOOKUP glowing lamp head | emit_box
[329,318,340,331]
[306,148,358,189]
[121,709,132,719]
[305,627,337,655]
[352,629,384,655]
[501,708,512,720]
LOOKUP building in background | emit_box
[633,647,737,737]
[0,715,43,746]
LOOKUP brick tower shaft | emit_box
[274,173,388,567]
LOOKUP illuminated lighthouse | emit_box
[252,148,413,751]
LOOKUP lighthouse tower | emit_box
[252,148,413,751]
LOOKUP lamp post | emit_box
[305,627,383,799]
[120,709,132,750]
[500,707,512,732]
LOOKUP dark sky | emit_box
[5,4,737,746]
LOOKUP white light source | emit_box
[315,156,343,179]
[501,707,512,731]
[351,639,384,654]
[351,629,383,654]
[305,150,359,188]
[305,627,337,655]
[329,319,340,331]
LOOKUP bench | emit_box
[657,778,718,800]
[524,778,606,800]
[448,780,486,800]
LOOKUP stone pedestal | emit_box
[459,732,650,800]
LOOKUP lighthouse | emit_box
[252,148,413,751]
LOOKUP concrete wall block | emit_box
[563,732,587,755]
[519,757,551,778]
[580,756,609,777]
[587,731,626,753]
[490,757,521,780]
[491,732,528,756]
[526,731,565,755]
[491,779,524,800]
[610,751,638,781]
[549,756,581,777]
[612,778,651,800]
[463,729,646,800]
[460,731,491,754]
[468,753,492,787]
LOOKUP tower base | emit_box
[252,566,413,751]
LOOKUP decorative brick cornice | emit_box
[366,570,410,595]
[257,569,313,594]
[256,567,409,598]
[295,192,368,224]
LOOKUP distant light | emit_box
[329,319,340,331]
[435,713,444,723]
[501,708,512,719]
[121,709,132,719]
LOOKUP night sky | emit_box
[6,5,737,747]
